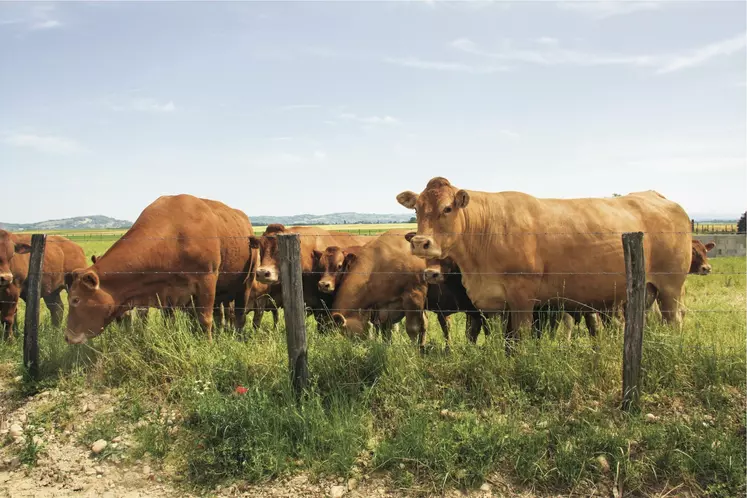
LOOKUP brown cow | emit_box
[397,177,691,342]
[64,195,256,344]
[329,229,429,347]
[690,240,715,275]
[253,225,369,331]
[0,232,86,339]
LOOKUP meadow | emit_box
[0,229,744,497]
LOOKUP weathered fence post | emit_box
[621,231,645,412]
[24,234,46,380]
[690,219,695,233]
[277,233,308,397]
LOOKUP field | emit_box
[0,228,745,497]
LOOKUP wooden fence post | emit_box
[23,234,46,380]
[621,231,645,412]
[691,219,695,233]
[277,233,308,397]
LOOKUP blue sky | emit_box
[1,1,745,223]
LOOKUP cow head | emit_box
[255,234,281,285]
[64,268,116,344]
[331,311,368,338]
[314,246,357,294]
[397,177,469,259]
[0,230,30,288]
[690,240,715,275]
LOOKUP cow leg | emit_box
[656,291,683,330]
[506,300,534,355]
[195,277,218,341]
[465,312,483,343]
[436,312,451,352]
[583,312,599,338]
[405,311,427,353]
[43,292,65,328]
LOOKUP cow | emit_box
[253,224,369,331]
[397,177,691,345]
[329,229,430,348]
[64,195,256,344]
[0,232,86,339]
[690,240,715,275]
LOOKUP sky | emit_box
[1,0,745,223]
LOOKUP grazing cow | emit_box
[403,232,491,344]
[253,225,369,330]
[0,232,86,339]
[330,229,429,347]
[397,177,691,342]
[690,240,715,275]
[64,195,256,344]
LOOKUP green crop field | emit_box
[0,232,744,497]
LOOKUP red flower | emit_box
[235,386,248,395]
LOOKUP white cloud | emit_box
[535,37,559,46]
[339,113,401,126]
[270,136,293,142]
[313,150,327,161]
[383,56,507,74]
[30,19,61,30]
[655,33,747,74]
[557,1,662,19]
[3,133,85,155]
[498,129,521,140]
[279,104,321,111]
[627,156,745,173]
[109,98,177,113]
[451,33,746,74]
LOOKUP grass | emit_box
[0,230,744,496]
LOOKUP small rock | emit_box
[480,482,492,492]
[597,455,610,473]
[13,437,23,445]
[9,424,23,438]
[81,404,90,414]
[91,439,108,454]
[18,414,27,424]
[84,467,97,476]
[94,466,104,475]
[440,409,450,418]
[347,478,358,491]
[143,465,152,476]
[112,436,122,443]
[7,458,20,470]
[645,413,658,423]
[330,485,346,498]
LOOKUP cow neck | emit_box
[91,230,167,306]
[331,257,373,314]
[446,192,497,273]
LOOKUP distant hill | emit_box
[0,216,133,232]
[250,212,415,226]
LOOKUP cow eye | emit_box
[337,263,343,270]
[443,206,452,214]
[71,297,81,307]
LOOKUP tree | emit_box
[612,193,622,197]
[409,217,416,223]
[738,211,746,234]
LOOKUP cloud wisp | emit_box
[109,98,177,113]
[3,133,86,155]
[556,1,662,19]
[383,56,508,74]
[338,112,401,126]
[450,33,747,74]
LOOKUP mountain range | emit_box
[0,211,739,231]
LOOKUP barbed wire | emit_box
[0,300,742,314]
[14,230,747,241]
[8,270,747,276]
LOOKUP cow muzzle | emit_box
[256,266,279,284]
[0,273,12,287]
[318,279,335,293]
[409,235,440,258]
[423,268,444,284]
[699,264,712,275]
[64,331,88,345]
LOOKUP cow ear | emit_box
[396,191,418,209]
[80,271,99,290]
[312,249,323,264]
[14,242,31,255]
[705,242,715,251]
[91,255,98,264]
[264,224,286,235]
[454,190,470,209]
[249,236,260,249]
[404,232,416,243]
[342,252,357,271]
[332,312,346,328]
[64,271,78,291]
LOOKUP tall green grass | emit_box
[0,258,744,496]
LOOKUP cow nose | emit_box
[701,265,712,275]
[410,235,433,254]
[424,268,441,282]
[318,281,333,292]
[0,273,12,286]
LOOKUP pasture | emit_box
[0,229,745,497]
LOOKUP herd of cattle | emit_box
[0,176,717,349]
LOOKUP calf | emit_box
[690,240,715,275]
